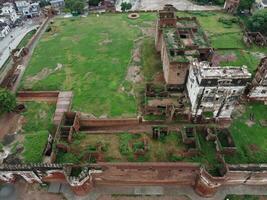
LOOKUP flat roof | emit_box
[193,62,251,79]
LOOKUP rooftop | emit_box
[162,17,210,63]
[15,1,30,7]
[192,62,251,79]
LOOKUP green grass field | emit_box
[20,13,157,117]
[20,102,55,163]
[225,103,267,164]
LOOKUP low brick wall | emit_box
[17,91,59,102]
[80,118,141,127]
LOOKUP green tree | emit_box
[121,2,132,11]
[248,9,267,36]
[0,88,16,113]
[65,0,86,14]
[39,0,50,8]
[238,0,254,12]
[89,0,102,6]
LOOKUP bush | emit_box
[121,2,132,11]
[0,88,16,114]
[247,9,267,36]
[119,133,133,155]
[218,17,239,26]
[65,0,85,14]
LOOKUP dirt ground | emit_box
[0,112,20,139]
[0,180,64,200]
[98,195,190,200]
[137,0,221,11]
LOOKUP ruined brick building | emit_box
[155,5,213,91]
[187,62,251,120]
[224,0,240,13]
[248,57,267,102]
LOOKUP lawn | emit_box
[20,13,157,117]
[22,102,55,133]
[216,49,260,73]
[225,103,267,164]
[19,102,55,163]
[181,11,266,72]
[23,130,48,163]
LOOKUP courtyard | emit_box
[7,11,267,170]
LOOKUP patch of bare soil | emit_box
[212,52,237,66]
[15,180,64,200]
[126,66,144,83]
[249,144,260,152]
[133,46,141,63]
[153,71,165,84]
[0,113,20,139]
[99,39,112,46]
[141,27,156,37]
[24,63,63,88]
[250,51,266,59]
[246,120,255,127]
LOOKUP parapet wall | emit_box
[17,91,59,102]
[1,162,267,197]
[80,117,141,127]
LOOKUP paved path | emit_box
[57,184,267,200]
[115,0,221,11]
[0,21,38,69]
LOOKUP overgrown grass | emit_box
[217,49,260,73]
[20,13,157,117]
[141,38,162,81]
[23,130,48,163]
[22,102,55,133]
[17,29,37,49]
[225,103,267,164]
[187,133,221,176]
[211,32,245,49]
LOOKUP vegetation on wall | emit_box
[0,88,16,114]
[247,9,267,36]
[121,2,132,11]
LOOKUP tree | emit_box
[121,2,132,11]
[39,0,50,8]
[0,88,16,113]
[65,0,86,14]
[248,9,267,36]
[89,0,102,6]
[238,0,254,13]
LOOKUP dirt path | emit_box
[0,112,20,139]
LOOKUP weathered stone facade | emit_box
[155,5,213,91]
[248,57,267,102]
[224,0,240,13]
[186,62,251,120]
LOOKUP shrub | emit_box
[0,88,16,114]
[121,2,132,11]
[248,9,267,36]
[119,133,133,155]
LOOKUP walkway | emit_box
[58,184,267,200]
[0,21,39,69]
[53,91,73,125]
